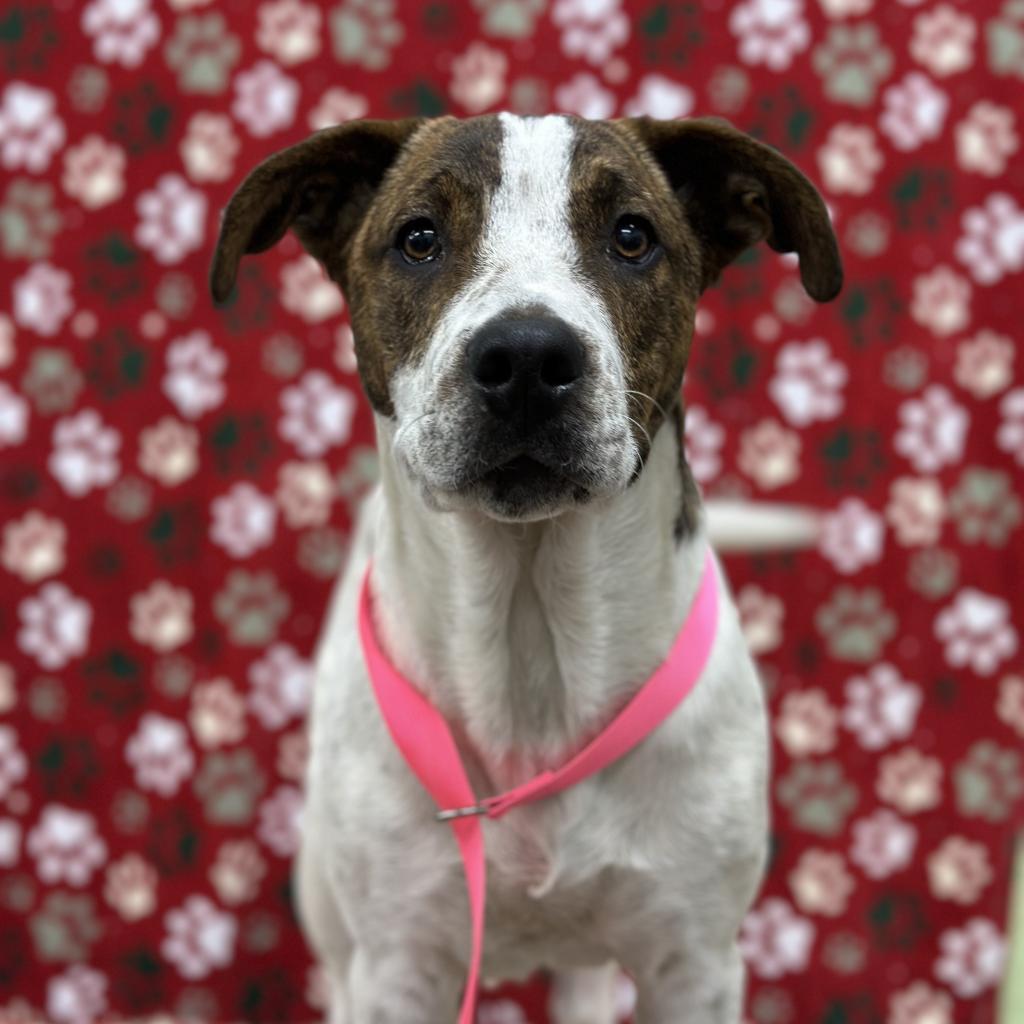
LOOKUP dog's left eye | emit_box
[612,216,655,262]
[397,219,441,263]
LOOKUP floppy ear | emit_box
[623,116,842,302]
[209,118,424,304]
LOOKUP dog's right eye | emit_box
[397,219,441,263]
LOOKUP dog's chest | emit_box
[479,808,652,977]
[483,870,624,977]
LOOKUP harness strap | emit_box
[358,549,719,1023]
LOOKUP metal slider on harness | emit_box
[435,804,489,822]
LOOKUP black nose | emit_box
[466,316,586,427]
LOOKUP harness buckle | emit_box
[435,804,488,822]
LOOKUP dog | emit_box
[210,113,841,1023]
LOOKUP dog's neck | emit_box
[368,416,706,787]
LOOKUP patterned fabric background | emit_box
[0,1,1022,1022]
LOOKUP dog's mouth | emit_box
[483,454,559,488]
[393,407,637,521]
[465,451,593,520]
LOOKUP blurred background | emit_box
[0,1,1022,1021]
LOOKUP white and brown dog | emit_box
[211,114,841,1023]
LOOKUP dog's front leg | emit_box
[345,945,463,1023]
[630,942,746,1024]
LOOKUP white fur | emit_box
[296,115,771,1023]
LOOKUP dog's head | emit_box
[211,115,841,521]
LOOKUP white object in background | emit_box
[704,500,822,552]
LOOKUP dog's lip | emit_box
[443,432,609,496]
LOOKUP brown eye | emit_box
[398,218,441,263]
[612,216,654,261]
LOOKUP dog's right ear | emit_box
[209,118,424,304]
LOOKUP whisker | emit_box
[393,408,436,450]
[624,388,670,424]
[626,414,652,453]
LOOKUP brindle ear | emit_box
[209,118,424,304]
[624,116,842,302]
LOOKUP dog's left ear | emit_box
[623,116,842,302]
[210,118,424,304]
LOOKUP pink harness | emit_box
[358,550,719,1023]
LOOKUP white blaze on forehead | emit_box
[483,114,613,330]
[485,113,581,296]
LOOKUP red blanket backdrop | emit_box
[1,1,1022,1022]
